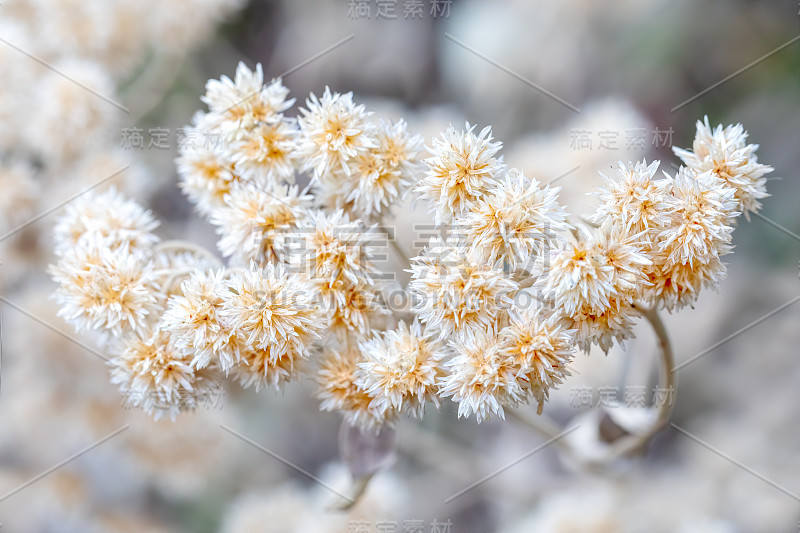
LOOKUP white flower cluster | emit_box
[51,61,771,430]
[0,0,245,286]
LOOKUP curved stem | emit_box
[506,408,564,443]
[508,303,676,467]
[330,473,374,511]
[594,303,675,463]
[155,240,223,269]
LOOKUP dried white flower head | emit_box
[110,328,221,420]
[590,160,671,241]
[543,223,650,352]
[315,119,424,220]
[225,118,300,185]
[160,269,242,371]
[292,209,378,287]
[410,236,518,340]
[297,88,376,180]
[211,183,312,266]
[177,138,236,216]
[220,264,322,389]
[356,320,446,419]
[439,327,521,422]
[674,116,772,218]
[202,62,294,132]
[53,187,159,256]
[51,241,162,340]
[316,347,391,433]
[645,168,738,310]
[496,309,576,411]
[460,168,569,269]
[417,123,505,224]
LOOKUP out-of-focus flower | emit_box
[316,346,392,433]
[110,328,221,420]
[52,187,160,256]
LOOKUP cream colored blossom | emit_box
[110,328,222,420]
[417,123,505,224]
[53,187,159,255]
[316,347,391,433]
[356,320,446,418]
[543,223,650,352]
[177,130,237,216]
[211,183,311,266]
[439,327,522,422]
[674,116,772,218]
[314,279,379,339]
[590,159,671,240]
[51,241,162,340]
[160,270,242,371]
[409,236,517,340]
[220,264,322,388]
[202,63,294,132]
[292,210,378,287]
[226,118,300,185]
[317,118,424,219]
[497,309,575,410]
[461,168,569,269]
[644,168,738,310]
[657,168,738,267]
[297,88,376,180]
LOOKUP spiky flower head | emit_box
[225,118,300,185]
[543,223,650,352]
[460,168,569,269]
[409,236,518,340]
[590,159,671,242]
[176,117,239,216]
[316,119,424,220]
[202,62,294,132]
[657,168,738,267]
[316,347,393,433]
[53,187,159,256]
[673,117,772,218]
[160,269,243,371]
[297,87,376,180]
[110,328,222,420]
[220,264,322,365]
[356,320,446,419]
[291,209,378,287]
[211,183,312,266]
[417,123,505,224]
[439,327,523,422]
[644,167,738,310]
[496,309,576,411]
[51,241,162,340]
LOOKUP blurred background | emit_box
[0,0,798,531]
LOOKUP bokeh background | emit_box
[0,0,798,531]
